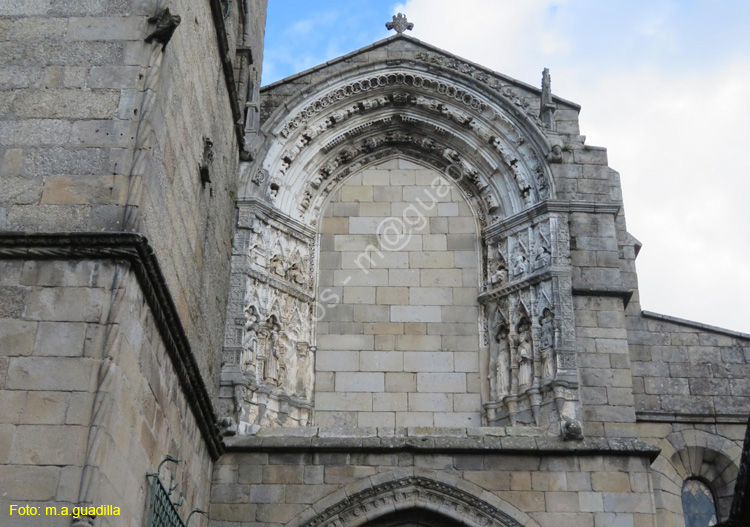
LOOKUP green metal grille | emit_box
[148,476,186,527]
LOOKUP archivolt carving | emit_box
[278,72,487,138]
[297,477,525,527]
[247,66,555,224]
[415,51,547,129]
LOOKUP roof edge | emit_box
[261,34,581,110]
[641,310,750,340]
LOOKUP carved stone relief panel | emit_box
[479,213,580,437]
[221,201,317,431]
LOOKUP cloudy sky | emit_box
[262,0,750,333]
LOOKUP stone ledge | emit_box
[642,310,750,340]
[0,232,225,461]
[226,427,660,460]
[636,411,750,424]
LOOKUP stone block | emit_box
[285,484,339,504]
[373,392,408,411]
[248,484,286,504]
[409,252,454,269]
[67,16,143,41]
[376,287,409,305]
[352,305,389,322]
[317,335,373,351]
[403,351,453,372]
[341,185,373,202]
[32,322,86,356]
[0,286,29,318]
[453,393,480,412]
[592,472,631,492]
[324,465,377,484]
[395,335,442,351]
[547,491,581,512]
[409,287,453,305]
[0,465,60,500]
[408,392,452,412]
[316,350,359,372]
[395,411,433,427]
[453,352,479,372]
[358,411,395,427]
[25,287,105,322]
[40,175,128,205]
[579,492,605,512]
[391,306,441,323]
[422,234,447,251]
[335,372,384,392]
[374,334,395,350]
[21,391,67,424]
[417,373,466,392]
[87,65,139,88]
[0,319,37,356]
[388,269,420,286]
[321,218,349,234]
[10,424,87,464]
[602,493,651,513]
[360,351,403,372]
[364,323,404,335]
[12,89,120,119]
[6,356,98,391]
[262,464,304,484]
[448,217,476,233]
[385,372,416,393]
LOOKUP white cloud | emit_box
[395,0,750,332]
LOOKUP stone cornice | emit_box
[482,200,622,238]
[572,286,634,307]
[237,198,317,239]
[642,310,750,340]
[208,0,244,152]
[0,232,225,461]
[225,427,661,461]
[636,411,750,424]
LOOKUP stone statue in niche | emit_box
[294,343,315,400]
[264,316,283,384]
[539,308,556,380]
[511,247,527,277]
[494,323,511,397]
[514,318,533,389]
[533,242,551,270]
[269,254,286,278]
[489,252,508,287]
[288,261,309,288]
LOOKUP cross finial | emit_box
[386,13,414,34]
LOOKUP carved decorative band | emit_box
[303,477,523,527]
[0,232,224,461]
[246,267,315,303]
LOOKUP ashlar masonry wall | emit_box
[315,160,482,428]
[210,430,660,527]
[0,259,214,527]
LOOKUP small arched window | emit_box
[681,479,718,527]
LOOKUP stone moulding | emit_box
[0,232,225,461]
[298,476,524,527]
[224,429,661,462]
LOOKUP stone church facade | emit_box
[0,3,748,527]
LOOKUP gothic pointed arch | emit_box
[242,39,563,227]
[284,473,536,527]
[221,35,583,435]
